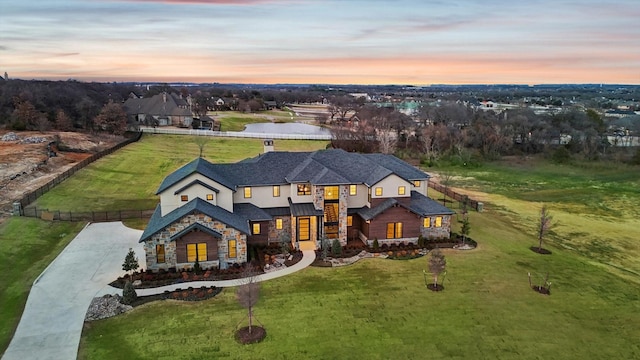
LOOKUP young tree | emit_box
[460,213,471,244]
[236,266,260,335]
[428,248,446,290]
[535,205,554,253]
[122,248,139,279]
[54,109,74,131]
[193,136,208,157]
[331,239,342,257]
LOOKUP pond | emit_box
[243,122,331,136]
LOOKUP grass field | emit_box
[215,110,297,131]
[32,134,328,212]
[429,156,640,282]
[78,209,640,359]
[0,218,85,353]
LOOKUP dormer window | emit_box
[398,186,406,195]
[297,184,311,196]
[414,180,421,187]
[273,185,280,197]
[244,187,252,198]
[375,187,383,196]
[206,194,214,201]
[349,185,357,196]
[181,195,188,202]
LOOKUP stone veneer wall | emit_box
[420,215,452,239]
[338,185,348,246]
[366,237,419,247]
[144,213,247,272]
[268,217,292,245]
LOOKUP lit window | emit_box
[386,222,403,239]
[414,180,421,187]
[349,185,357,196]
[187,243,207,262]
[206,194,214,201]
[273,185,280,197]
[324,186,339,200]
[375,187,383,196]
[156,244,165,263]
[244,187,251,198]
[252,223,261,235]
[181,195,188,202]
[435,217,442,227]
[297,184,311,196]
[423,218,431,228]
[398,186,406,195]
[275,218,283,230]
[368,187,371,202]
[347,215,353,227]
[228,239,237,258]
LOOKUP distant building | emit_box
[124,92,193,127]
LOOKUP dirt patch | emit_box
[0,130,124,222]
[235,326,266,344]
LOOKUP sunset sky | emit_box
[2,0,639,85]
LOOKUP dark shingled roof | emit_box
[357,192,454,221]
[288,198,323,216]
[158,149,430,193]
[409,191,456,216]
[139,198,250,242]
[234,203,273,221]
[173,179,219,195]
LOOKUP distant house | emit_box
[139,145,454,272]
[124,92,193,127]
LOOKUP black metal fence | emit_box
[21,207,155,222]
[16,131,143,213]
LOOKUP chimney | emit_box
[162,92,167,103]
[263,139,274,153]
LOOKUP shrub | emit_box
[193,259,202,275]
[372,238,379,251]
[331,239,342,257]
[122,281,137,305]
[417,235,426,248]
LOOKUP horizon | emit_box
[3,0,640,85]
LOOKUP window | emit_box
[375,187,383,196]
[435,216,442,227]
[423,217,431,228]
[386,222,403,239]
[324,186,339,200]
[347,215,353,227]
[273,185,280,197]
[180,195,188,202]
[252,223,261,235]
[368,187,372,202]
[297,184,311,196]
[398,186,406,195]
[244,187,251,198]
[414,180,421,187]
[187,243,207,262]
[275,218,283,230]
[156,244,165,263]
[228,239,237,258]
[298,217,310,241]
[349,184,357,196]
[206,193,214,201]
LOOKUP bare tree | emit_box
[428,248,446,290]
[236,266,261,335]
[95,101,127,135]
[534,205,554,254]
[193,136,208,157]
[55,109,74,131]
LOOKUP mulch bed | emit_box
[129,286,223,307]
[530,246,552,255]
[235,326,266,344]
[427,284,445,292]
[532,285,551,295]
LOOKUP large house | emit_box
[139,144,454,272]
[124,92,193,127]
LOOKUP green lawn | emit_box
[428,156,640,281]
[79,209,640,359]
[0,218,85,353]
[32,134,328,212]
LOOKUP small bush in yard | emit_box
[122,281,137,305]
[331,239,342,257]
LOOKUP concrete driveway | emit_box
[2,222,144,360]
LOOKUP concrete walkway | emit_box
[97,250,316,297]
[3,221,315,360]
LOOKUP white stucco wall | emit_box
[160,173,234,215]
[370,174,412,200]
